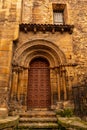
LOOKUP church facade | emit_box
[0,0,87,112]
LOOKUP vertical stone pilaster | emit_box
[66,67,74,100]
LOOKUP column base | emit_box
[0,108,8,118]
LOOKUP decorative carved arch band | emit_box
[13,39,67,67]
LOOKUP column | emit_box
[11,69,18,100]
[23,69,28,107]
[57,72,61,101]
[17,68,23,101]
[18,69,24,105]
[50,69,54,106]
[59,66,64,100]
[63,70,67,100]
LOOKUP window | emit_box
[53,4,66,25]
[53,11,64,24]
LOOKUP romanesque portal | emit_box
[28,57,51,109]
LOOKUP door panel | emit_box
[27,58,51,109]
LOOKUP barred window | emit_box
[53,4,66,25]
[53,11,64,24]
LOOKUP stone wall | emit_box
[0,0,87,110]
[0,0,21,107]
[71,0,87,83]
[22,0,71,24]
[17,0,87,83]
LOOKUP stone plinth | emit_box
[0,108,8,118]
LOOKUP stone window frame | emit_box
[52,4,68,25]
[53,10,64,25]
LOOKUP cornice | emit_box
[19,23,74,34]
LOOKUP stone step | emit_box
[18,111,58,129]
[17,129,58,130]
[19,117,57,123]
[18,123,58,129]
[19,111,56,118]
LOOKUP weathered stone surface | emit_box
[57,116,87,130]
[0,116,19,130]
[18,111,58,129]
[0,0,87,112]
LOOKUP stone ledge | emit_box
[0,116,19,130]
[57,116,87,130]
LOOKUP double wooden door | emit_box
[27,58,51,109]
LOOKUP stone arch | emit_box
[13,39,67,67]
[30,57,50,66]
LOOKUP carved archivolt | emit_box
[13,39,67,67]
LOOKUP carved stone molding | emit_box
[20,23,74,34]
[12,66,23,73]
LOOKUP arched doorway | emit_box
[27,57,51,109]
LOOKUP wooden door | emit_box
[27,58,51,109]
